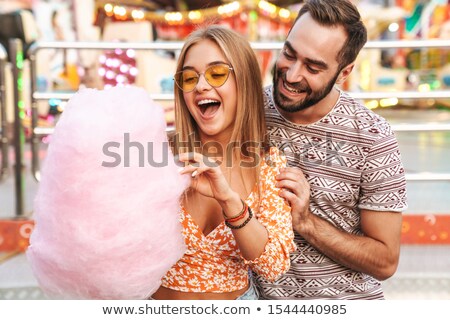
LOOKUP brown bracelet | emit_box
[225,203,249,223]
[223,199,246,220]
[225,207,253,230]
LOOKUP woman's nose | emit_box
[195,74,212,92]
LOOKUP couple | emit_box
[152,0,407,300]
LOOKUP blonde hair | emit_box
[173,25,266,165]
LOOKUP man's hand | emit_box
[274,166,402,280]
[276,167,311,232]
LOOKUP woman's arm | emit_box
[178,149,295,281]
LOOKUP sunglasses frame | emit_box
[174,64,234,93]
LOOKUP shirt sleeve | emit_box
[359,127,408,212]
[243,147,296,282]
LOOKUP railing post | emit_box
[9,39,26,217]
[29,49,40,182]
[0,44,8,181]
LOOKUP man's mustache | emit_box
[279,70,312,94]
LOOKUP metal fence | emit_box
[0,39,447,216]
[28,40,450,181]
[0,44,8,181]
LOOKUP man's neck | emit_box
[276,87,340,125]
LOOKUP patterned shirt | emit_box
[161,147,296,293]
[255,86,407,300]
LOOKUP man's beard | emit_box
[273,67,339,113]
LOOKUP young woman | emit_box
[152,25,295,300]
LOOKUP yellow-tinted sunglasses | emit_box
[174,64,234,92]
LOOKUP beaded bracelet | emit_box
[225,207,253,230]
[225,204,249,223]
[222,199,247,220]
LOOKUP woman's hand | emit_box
[177,152,234,202]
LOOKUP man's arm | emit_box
[277,167,402,281]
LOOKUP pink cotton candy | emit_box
[27,86,188,299]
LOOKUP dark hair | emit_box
[295,0,367,69]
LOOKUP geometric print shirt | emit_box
[161,147,296,293]
[254,86,407,299]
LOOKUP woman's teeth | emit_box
[197,99,220,106]
[197,99,220,115]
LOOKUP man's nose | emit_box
[285,61,304,84]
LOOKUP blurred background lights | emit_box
[105,70,115,79]
[379,98,399,108]
[98,44,138,88]
[129,67,138,76]
[104,4,113,13]
[126,49,135,58]
[131,10,145,20]
[388,22,400,32]
[120,64,129,73]
[98,67,106,77]
[279,8,290,19]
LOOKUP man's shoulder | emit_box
[263,85,273,95]
[338,91,394,138]
[263,85,275,109]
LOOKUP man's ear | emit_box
[336,63,354,84]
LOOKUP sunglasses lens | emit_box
[205,65,230,87]
[175,64,231,92]
[177,69,198,92]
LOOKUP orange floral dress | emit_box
[161,147,296,293]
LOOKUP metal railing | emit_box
[10,39,26,217]
[26,39,450,188]
[0,44,8,181]
[31,90,450,102]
